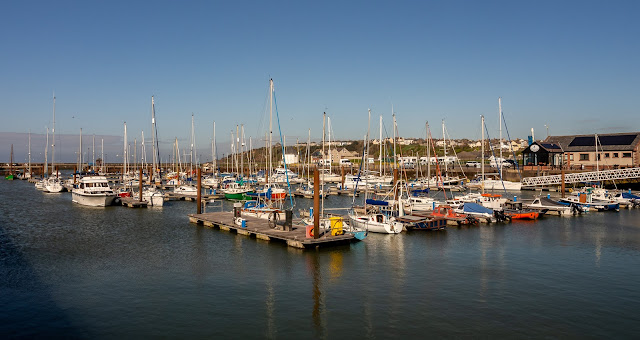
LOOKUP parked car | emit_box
[465,161,481,168]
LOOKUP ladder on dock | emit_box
[521,167,640,187]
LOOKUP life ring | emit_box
[307,226,315,238]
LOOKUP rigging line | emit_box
[483,120,508,196]
[443,124,467,181]
[501,112,522,180]
[272,90,295,208]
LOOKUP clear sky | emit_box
[1,0,638,162]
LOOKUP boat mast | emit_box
[79,128,82,173]
[101,138,104,174]
[426,121,430,182]
[498,97,503,172]
[321,112,326,214]
[212,121,216,176]
[151,96,158,179]
[241,124,245,178]
[392,107,396,170]
[327,116,332,174]
[51,93,56,177]
[190,114,195,178]
[123,122,128,179]
[442,119,447,177]
[28,130,31,175]
[379,115,383,176]
[269,78,273,184]
[481,115,485,195]
[92,134,95,172]
[44,127,49,178]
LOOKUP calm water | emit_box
[2,180,640,338]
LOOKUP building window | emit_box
[605,153,610,158]
[613,153,619,158]
[579,154,589,161]
[569,154,574,161]
[623,152,632,158]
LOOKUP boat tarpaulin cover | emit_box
[366,199,389,206]
[462,202,493,214]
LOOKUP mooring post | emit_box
[139,167,143,202]
[197,167,202,214]
[314,167,320,239]
[341,166,345,189]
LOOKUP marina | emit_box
[2,178,640,338]
[2,2,639,337]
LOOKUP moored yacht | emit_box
[71,176,117,207]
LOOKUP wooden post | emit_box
[197,167,202,214]
[139,167,143,202]
[149,166,153,184]
[313,168,320,239]
[341,166,345,189]
[393,168,399,200]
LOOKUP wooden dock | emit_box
[188,212,354,249]
[119,197,148,208]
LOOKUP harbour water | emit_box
[2,180,640,338]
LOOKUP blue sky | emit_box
[1,0,638,162]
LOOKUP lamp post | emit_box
[544,125,549,139]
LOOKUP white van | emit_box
[340,159,352,165]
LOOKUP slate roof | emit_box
[543,132,640,152]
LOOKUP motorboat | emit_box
[71,176,117,207]
[523,196,578,216]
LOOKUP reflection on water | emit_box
[2,181,640,338]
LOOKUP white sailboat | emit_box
[143,96,165,206]
[348,109,403,234]
[45,93,64,193]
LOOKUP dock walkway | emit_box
[188,212,354,249]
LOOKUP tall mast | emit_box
[28,130,31,175]
[101,138,104,173]
[498,97,503,169]
[392,108,397,169]
[92,134,95,172]
[190,114,195,176]
[442,119,447,176]
[213,121,216,176]
[44,127,49,177]
[322,112,326,174]
[379,115,383,176]
[211,121,216,177]
[79,128,82,172]
[123,122,128,177]
[241,124,245,178]
[327,116,332,174]
[269,78,273,181]
[481,115,485,194]
[307,128,311,183]
[426,121,430,181]
[51,93,56,177]
[151,96,158,178]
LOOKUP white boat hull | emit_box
[72,192,117,207]
[348,214,403,234]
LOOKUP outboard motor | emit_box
[494,210,508,222]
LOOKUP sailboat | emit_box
[44,93,64,193]
[479,98,521,191]
[348,109,403,234]
[241,78,288,220]
[142,96,165,206]
[173,114,198,196]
